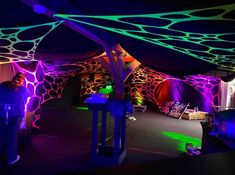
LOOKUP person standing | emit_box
[0,72,29,165]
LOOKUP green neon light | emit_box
[135,92,143,105]
[98,88,113,94]
[98,136,113,146]
[106,85,112,90]
[162,131,201,152]
[136,99,143,105]
[105,136,113,142]
[0,21,63,64]
[55,4,235,71]
[76,106,89,110]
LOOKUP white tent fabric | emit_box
[0,63,15,83]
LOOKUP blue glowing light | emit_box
[33,4,47,14]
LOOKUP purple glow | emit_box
[33,4,47,14]
[25,72,35,82]
[27,83,34,96]
[170,79,183,102]
[85,93,108,104]
[36,65,44,82]
[184,75,221,112]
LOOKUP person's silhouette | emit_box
[0,72,29,165]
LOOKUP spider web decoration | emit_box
[184,75,221,111]
[40,60,108,104]
[0,21,62,64]
[55,4,235,71]
[126,65,172,105]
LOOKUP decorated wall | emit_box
[39,60,221,113]
[39,61,221,114]
[125,65,221,113]
[1,59,222,129]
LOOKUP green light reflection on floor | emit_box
[162,131,201,152]
[76,106,89,111]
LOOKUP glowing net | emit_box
[0,21,62,64]
[55,4,235,71]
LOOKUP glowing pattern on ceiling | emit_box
[0,21,62,64]
[55,4,235,71]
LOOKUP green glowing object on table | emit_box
[98,85,113,94]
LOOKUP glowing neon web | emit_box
[55,4,235,71]
[0,21,62,64]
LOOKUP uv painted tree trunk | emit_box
[100,43,141,99]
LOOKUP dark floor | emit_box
[1,107,235,175]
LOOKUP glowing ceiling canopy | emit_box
[0,21,62,64]
[55,4,235,72]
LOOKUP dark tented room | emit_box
[0,0,235,174]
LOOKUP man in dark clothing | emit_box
[0,72,29,165]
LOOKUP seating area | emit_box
[181,110,208,120]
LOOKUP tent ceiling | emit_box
[0,0,235,76]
